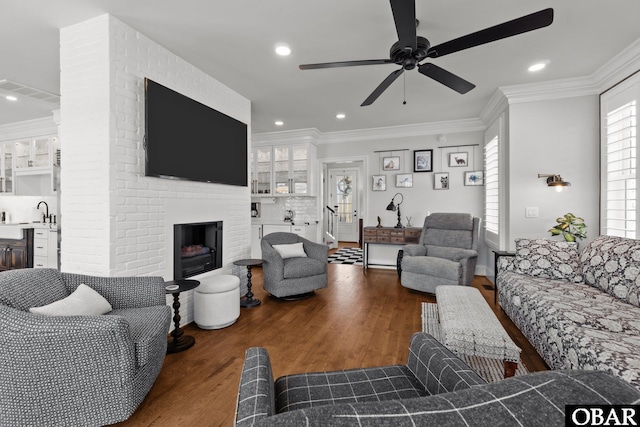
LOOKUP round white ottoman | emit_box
[194,274,240,329]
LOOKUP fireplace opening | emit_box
[174,221,222,280]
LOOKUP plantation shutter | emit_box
[601,73,640,238]
[484,115,504,249]
[485,137,499,234]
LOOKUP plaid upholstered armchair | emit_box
[399,212,480,293]
[261,232,328,299]
[0,268,171,427]
[235,332,640,426]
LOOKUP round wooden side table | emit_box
[164,279,200,353]
[233,258,263,308]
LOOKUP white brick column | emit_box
[60,15,112,275]
[59,15,252,323]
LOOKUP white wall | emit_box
[60,14,251,325]
[507,95,600,249]
[318,130,489,273]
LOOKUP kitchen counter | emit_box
[251,219,319,226]
[0,222,57,239]
[250,221,320,258]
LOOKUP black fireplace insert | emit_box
[174,221,222,279]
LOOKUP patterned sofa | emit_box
[234,332,640,426]
[498,235,640,390]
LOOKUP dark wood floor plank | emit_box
[115,256,547,427]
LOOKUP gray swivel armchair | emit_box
[0,268,171,427]
[399,212,480,293]
[261,232,328,299]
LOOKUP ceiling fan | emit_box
[299,1,554,106]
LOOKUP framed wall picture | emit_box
[395,173,413,188]
[372,175,386,191]
[383,156,400,171]
[464,171,484,186]
[448,152,468,167]
[434,172,449,190]
[414,149,433,172]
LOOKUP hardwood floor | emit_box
[115,251,548,426]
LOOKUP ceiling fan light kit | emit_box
[299,1,554,106]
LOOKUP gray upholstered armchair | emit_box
[0,268,171,427]
[399,212,480,293]
[261,232,328,299]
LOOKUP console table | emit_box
[362,226,421,272]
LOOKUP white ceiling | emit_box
[2,0,640,134]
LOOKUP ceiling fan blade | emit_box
[427,8,554,58]
[361,69,404,106]
[299,59,392,70]
[390,0,417,53]
[418,63,475,94]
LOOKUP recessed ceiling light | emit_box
[5,95,17,101]
[336,113,346,119]
[528,62,548,72]
[275,44,291,56]
[274,120,284,126]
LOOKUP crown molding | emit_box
[592,37,640,93]
[252,119,485,146]
[318,119,485,144]
[493,36,640,106]
[479,90,508,125]
[0,115,57,142]
[251,127,323,145]
[498,75,598,105]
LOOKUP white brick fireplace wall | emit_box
[60,14,251,325]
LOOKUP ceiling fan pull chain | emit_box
[403,71,407,105]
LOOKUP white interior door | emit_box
[329,168,359,242]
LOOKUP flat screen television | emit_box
[144,78,248,186]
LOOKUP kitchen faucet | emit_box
[37,201,49,223]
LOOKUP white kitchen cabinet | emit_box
[32,227,58,269]
[251,143,316,196]
[250,147,272,195]
[258,223,319,249]
[262,224,292,236]
[11,135,60,196]
[291,223,318,243]
[251,224,263,259]
[14,135,58,170]
[0,143,14,193]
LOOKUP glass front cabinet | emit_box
[0,143,14,193]
[14,136,56,170]
[251,143,316,196]
[250,147,273,195]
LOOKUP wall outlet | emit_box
[525,207,539,218]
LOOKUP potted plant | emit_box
[549,213,587,242]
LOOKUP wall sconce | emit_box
[386,193,404,228]
[538,174,571,192]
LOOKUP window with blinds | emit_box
[485,136,500,236]
[601,72,639,239]
[603,101,636,238]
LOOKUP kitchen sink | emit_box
[0,224,27,239]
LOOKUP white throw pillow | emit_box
[29,283,113,316]
[272,242,307,259]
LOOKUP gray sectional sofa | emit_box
[498,235,640,390]
[235,332,639,426]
